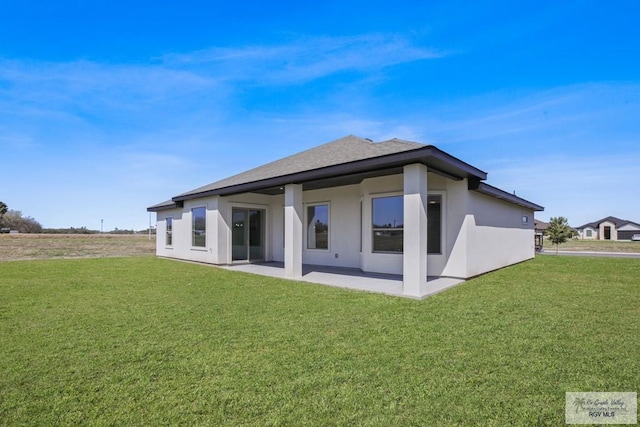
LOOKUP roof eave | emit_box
[173,146,488,202]
[147,200,184,212]
[471,182,544,211]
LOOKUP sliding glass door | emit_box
[232,208,265,261]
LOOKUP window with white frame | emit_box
[306,203,329,250]
[372,195,403,252]
[166,217,173,246]
[586,229,592,237]
[192,207,206,247]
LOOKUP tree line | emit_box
[0,201,151,234]
[0,201,43,233]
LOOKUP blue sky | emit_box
[1,0,638,230]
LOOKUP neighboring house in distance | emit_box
[534,219,549,251]
[148,135,544,298]
[576,216,640,240]
[534,219,549,236]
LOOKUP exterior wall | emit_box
[301,185,362,269]
[464,191,535,278]
[269,194,285,263]
[155,209,180,257]
[579,227,597,240]
[439,178,469,278]
[599,221,617,241]
[155,196,220,264]
[155,194,274,264]
[154,172,537,279]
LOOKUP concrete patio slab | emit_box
[220,262,464,299]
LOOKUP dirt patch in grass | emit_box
[0,234,156,261]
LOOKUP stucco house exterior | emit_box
[576,216,640,240]
[148,135,543,297]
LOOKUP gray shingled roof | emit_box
[148,134,544,212]
[176,135,423,198]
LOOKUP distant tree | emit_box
[546,216,573,255]
[0,201,7,226]
[1,210,43,233]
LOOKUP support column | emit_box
[403,163,428,297]
[284,184,303,278]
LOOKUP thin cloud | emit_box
[165,34,445,84]
[0,59,214,105]
[415,83,640,151]
[487,154,640,226]
[0,57,225,150]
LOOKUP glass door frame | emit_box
[231,206,266,262]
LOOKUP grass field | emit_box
[0,234,156,261]
[1,255,638,426]
[541,238,640,253]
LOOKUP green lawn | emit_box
[1,257,638,426]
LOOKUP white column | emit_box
[284,184,303,278]
[403,163,428,297]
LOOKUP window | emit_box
[307,204,329,249]
[427,195,442,254]
[372,196,403,252]
[522,215,529,224]
[371,194,443,254]
[166,217,173,246]
[192,207,206,247]
[586,229,592,237]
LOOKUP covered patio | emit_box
[220,262,464,299]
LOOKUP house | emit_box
[148,135,543,297]
[533,219,549,251]
[576,216,640,241]
[534,219,549,236]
